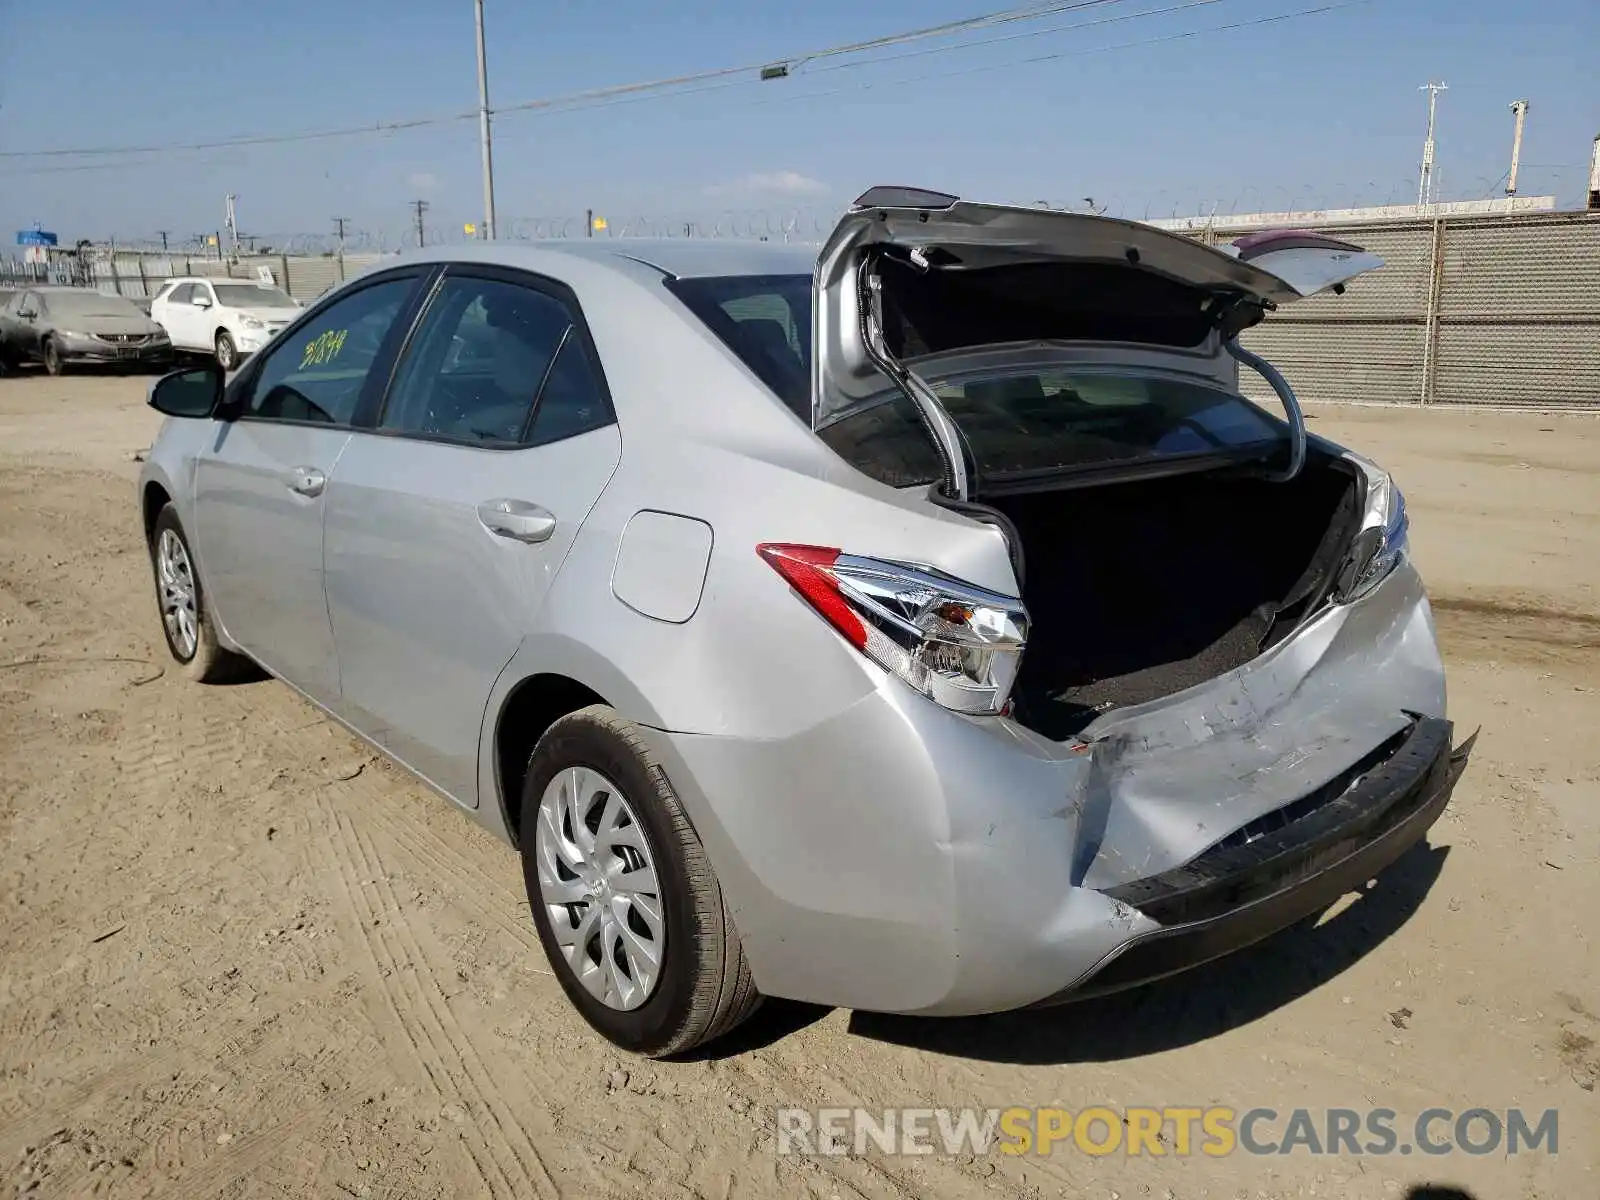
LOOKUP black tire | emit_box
[43,338,66,376]
[148,505,253,683]
[215,330,237,371]
[520,705,760,1057]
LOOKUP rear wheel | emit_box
[149,505,252,683]
[214,330,237,371]
[43,338,66,376]
[520,705,760,1056]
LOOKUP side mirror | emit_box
[148,365,224,419]
[192,294,212,308]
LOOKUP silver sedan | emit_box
[137,187,1470,1056]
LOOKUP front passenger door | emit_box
[323,267,620,805]
[193,271,428,706]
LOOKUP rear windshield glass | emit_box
[664,274,810,419]
[822,370,1284,486]
[667,273,1281,488]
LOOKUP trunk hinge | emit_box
[856,259,973,502]
[1225,338,1306,484]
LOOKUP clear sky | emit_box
[1,0,1595,248]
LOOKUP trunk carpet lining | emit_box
[989,463,1360,740]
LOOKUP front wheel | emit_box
[214,330,237,372]
[521,706,760,1057]
[43,338,66,376]
[149,505,253,683]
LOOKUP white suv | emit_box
[149,277,303,370]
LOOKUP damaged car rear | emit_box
[672,187,1472,1030]
[137,186,1472,1057]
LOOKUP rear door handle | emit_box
[477,498,556,544]
[288,466,326,497]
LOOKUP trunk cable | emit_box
[1225,338,1306,484]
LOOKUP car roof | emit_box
[396,238,818,281]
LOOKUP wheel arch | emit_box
[491,672,609,847]
[141,479,173,547]
[482,633,670,848]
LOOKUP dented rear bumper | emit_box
[644,559,1459,1018]
[1040,716,1470,1003]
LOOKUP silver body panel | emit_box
[139,227,1449,1017]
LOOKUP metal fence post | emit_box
[1419,217,1446,405]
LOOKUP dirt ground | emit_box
[1,372,1596,1200]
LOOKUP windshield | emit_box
[214,284,297,308]
[668,273,1282,489]
[42,290,144,319]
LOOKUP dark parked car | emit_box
[0,286,173,374]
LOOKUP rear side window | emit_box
[665,274,811,419]
[379,274,610,447]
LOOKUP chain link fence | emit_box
[7,209,1598,410]
[1207,210,1600,410]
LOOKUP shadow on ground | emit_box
[1404,1188,1477,1200]
[841,840,1449,1065]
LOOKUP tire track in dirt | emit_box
[314,787,563,1199]
[313,787,511,1199]
[155,1063,391,1198]
[342,806,565,1199]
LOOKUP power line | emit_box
[0,0,1136,162]
[496,0,1370,129]
[2,0,1367,179]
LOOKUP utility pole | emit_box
[1506,100,1530,196]
[156,231,170,253]
[225,193,240,259]
[473,0,497,239]
[332,216,350,246]
[411,199,430,248]
[1589,133,1600,212]
[1417,81,1448,208]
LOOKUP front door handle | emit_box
[288,466,326,497]
[477,498,556,544]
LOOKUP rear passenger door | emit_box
[322,265,621,806]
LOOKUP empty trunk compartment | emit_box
[988,458,1363,740]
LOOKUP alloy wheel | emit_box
[534,766,666,1011]
[156,529,199,660]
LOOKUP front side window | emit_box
[167,283,194,305]
[244,277,416,426]
[380,275,607,446]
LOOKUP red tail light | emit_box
[755,544,866,649]
[756,542,1028,716]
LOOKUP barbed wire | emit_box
[63,162,1595,256]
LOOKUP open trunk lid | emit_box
[813,186,1383,499]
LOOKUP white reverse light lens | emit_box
[1341,458,1410,601]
